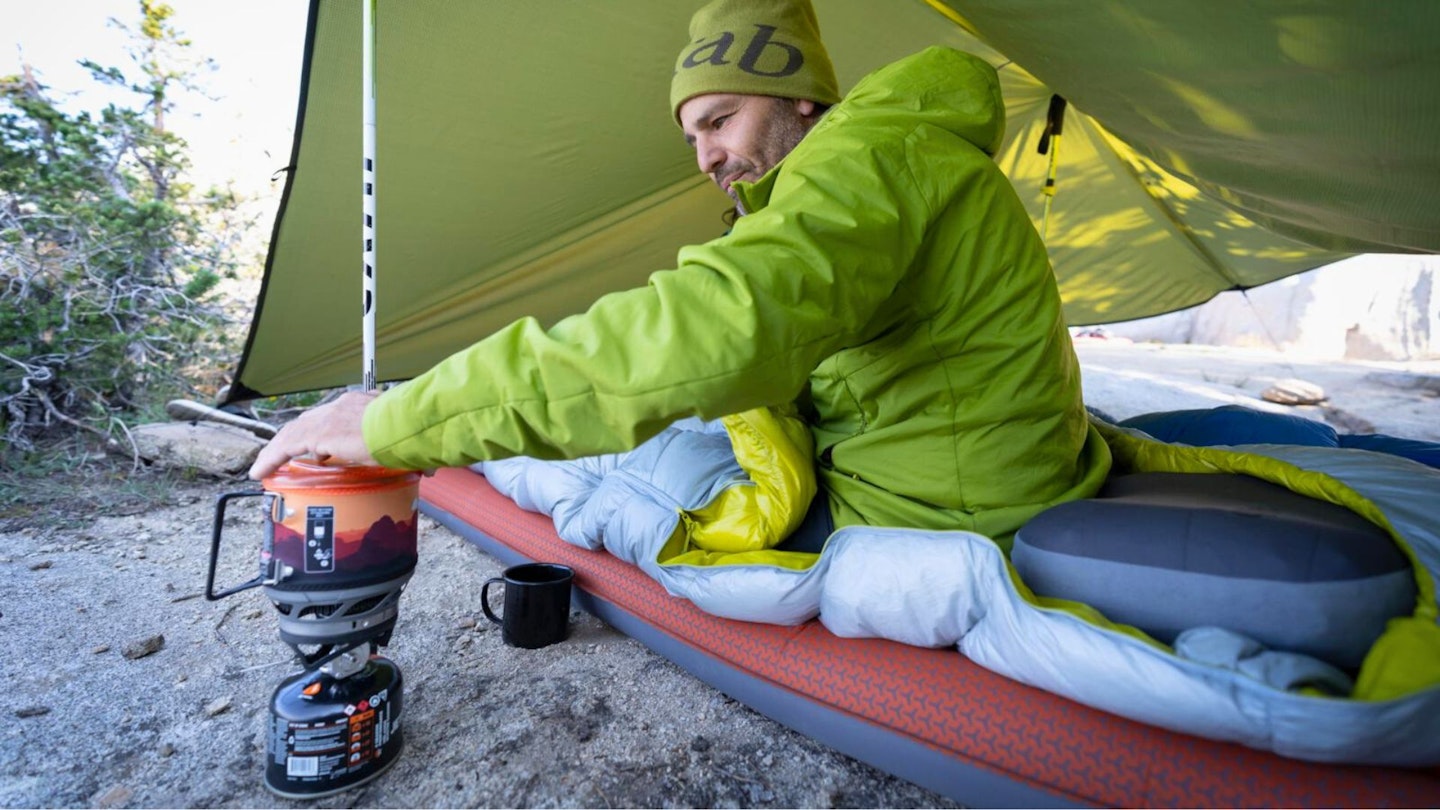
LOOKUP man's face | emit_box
[679,94,818,208]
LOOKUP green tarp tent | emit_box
[227,0,1439,402]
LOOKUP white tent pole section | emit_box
[361,0,378,391]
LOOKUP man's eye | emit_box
[713,115,731,130]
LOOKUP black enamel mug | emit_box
[481,563,574,649]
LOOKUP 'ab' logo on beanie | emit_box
[670,0,841,124]
[682,25,804,78]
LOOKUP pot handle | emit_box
[205,490,279,600]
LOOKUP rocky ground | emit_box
[1,341,1436,808]
[0,492,957,808]
[1074,340,1439,441]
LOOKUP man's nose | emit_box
[695,138,725,176]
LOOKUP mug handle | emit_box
[480,577,505,626]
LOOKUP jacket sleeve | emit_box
[362,121,936,470]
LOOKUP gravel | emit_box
[0,485,957,808]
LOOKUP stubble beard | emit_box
[720,104,812,218]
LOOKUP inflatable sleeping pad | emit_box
[418,409,1440,805]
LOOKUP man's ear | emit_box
[794,98,817,118]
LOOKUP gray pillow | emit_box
[1012,473,1415,670]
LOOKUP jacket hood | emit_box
[732,47,1005,213]
[831,46,1005,156]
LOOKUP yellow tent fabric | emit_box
[228,0,1437,401]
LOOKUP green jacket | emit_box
[364,46,1110,540]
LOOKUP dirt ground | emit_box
[0,492,958,809]
[2,342,1436,808]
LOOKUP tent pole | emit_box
[1039,95,1066,242]
[361,0,378,391]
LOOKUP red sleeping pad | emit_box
[421,467,1440,808]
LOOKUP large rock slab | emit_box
[1100,255,1438,361]
[131,422,267,477]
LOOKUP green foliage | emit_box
[0,1,245,455]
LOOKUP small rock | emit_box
[204,696,233,717]
[93,644,111,654]
[91,784,132,809]
[456,617,477,629]
[122,634,166,660]
[159,742,176,757]
[242,609,263,620]
[15,706,50,718]
[176,673,188,684]
[28,560,53,571]
[1261,378,1326,405]
[689,735,712,752]
[130,547,147,559]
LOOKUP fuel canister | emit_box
[265,654,405,799]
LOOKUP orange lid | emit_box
[262,458,420,490]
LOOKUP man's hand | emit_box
[249,390,382,480]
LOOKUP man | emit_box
[252,0,1110,546]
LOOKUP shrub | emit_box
[0,1,246,460]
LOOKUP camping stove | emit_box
[206,460,420,799]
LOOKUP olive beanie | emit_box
[670,0,841,124]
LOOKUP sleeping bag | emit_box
[479,406,1440,766]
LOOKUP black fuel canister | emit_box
[264,655,405,799]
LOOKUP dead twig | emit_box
[710,764,766,786]
[108,416,143,473]
[213,603,238,646]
